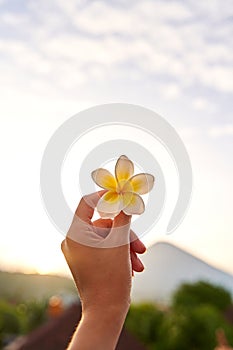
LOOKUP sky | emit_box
[0,0,233,276]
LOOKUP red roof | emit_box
[225,305,233,325]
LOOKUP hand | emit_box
[61,191,146,350]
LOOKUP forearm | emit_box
[67,307,127,350]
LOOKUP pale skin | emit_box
[61,191,146,350]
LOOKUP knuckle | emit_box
[61,239,66,253]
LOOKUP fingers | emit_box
[91,221,146,273]
[75,190,106,224]
[92,218,113,229]
[92,218,113,238]
[130,250,144,272]
[111,211,131,228]
[129,230,146,273]
[100,211,131,246]
[130,234,146,254]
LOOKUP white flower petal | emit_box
[98,211,118,219]
[115,155,134,182]
[97,191,124,215]
[122,193,145,215]
[91,168,117,190]
[128,173,155,194]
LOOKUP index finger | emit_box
[75,190,106,223]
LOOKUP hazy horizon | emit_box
[1,240,233,280]
[0,0,232,276]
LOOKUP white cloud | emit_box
[192,97,215,112]
[186,0,233,21]
[68,1,192,36]
[135,0,192,20]
[160,83,181,100]
[0,0,233,96]
[0,12,27,25]
[209,124,233,137]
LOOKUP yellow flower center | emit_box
[116,179,133,194]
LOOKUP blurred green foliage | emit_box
[173,281,232,312]
[126,281,233,350]
[126,303,164,347]
[0,271,79,348]
[1,278,233,349]
[0,299,47,347]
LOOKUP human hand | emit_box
[61,191,146,349]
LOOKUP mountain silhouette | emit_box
[132,242,233,303]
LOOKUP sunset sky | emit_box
[0,0,233,276]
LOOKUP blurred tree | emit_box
[0,300,21,347]
[156,304,233,350]
[172,281,232,312]
[0,298,48,347]
[125,303,164,347]
[26,300,48,333]
[126,281,233,350]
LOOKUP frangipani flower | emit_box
[91,155,155,218]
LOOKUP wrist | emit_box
[68,304,128,350]
[83,302,129,325]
